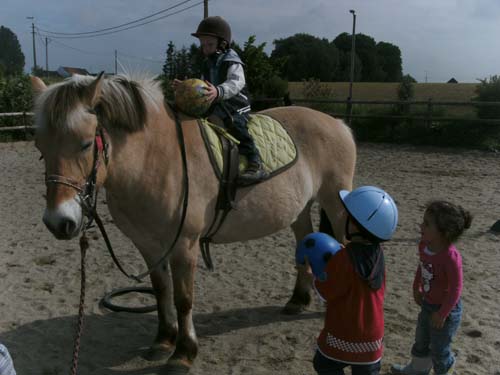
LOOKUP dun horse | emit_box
[31,73,356,372]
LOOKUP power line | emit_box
[49,38,111,57]
[118,52,164,64]
[37,2,203,40]
[37,0,200,37]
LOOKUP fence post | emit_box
[346,96,353,126]
[426,98,433,128]
[22,111,27,139]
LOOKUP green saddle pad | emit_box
[199,113,297,178]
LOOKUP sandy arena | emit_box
[1,141,499,374]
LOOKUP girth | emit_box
[199,115,240,271]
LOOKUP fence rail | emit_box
[2,98,500,133]
[252,97,500,126]
[0,112,34,135]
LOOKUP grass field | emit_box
[288,82,479,101]
[287,82,480,117]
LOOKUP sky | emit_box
[2,0,500,83]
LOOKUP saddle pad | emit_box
[199,113,297,178]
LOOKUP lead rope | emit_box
[70,233,89,375]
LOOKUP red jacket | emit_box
[314,244,385,364]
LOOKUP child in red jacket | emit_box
[299,186,398,375]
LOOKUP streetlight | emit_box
[347,9,356,125]
[26,16,37,73]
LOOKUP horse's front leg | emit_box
[164,242,198,371]
[147,263,178,359]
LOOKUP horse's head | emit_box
[32,73,159,239]
[32,73,108,239]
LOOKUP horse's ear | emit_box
[87,71,105,107]
[30,76,47,95]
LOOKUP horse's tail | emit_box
[318,208,336,238]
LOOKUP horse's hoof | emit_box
[143,343,174,361]
[281,302,305,315]
[162,358,191,374]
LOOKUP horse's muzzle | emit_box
[43,200,83,240]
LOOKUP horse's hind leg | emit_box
[317,179,352,243]
[283,201,314,315]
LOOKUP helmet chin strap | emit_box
[345,216,364,241]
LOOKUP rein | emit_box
[46,110,190,373]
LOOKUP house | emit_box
[57,66,91,77]
[447,77,458,83]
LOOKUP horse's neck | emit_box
[104,109,181,198]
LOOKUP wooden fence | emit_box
[0,112,34,132]
[252,98,500,126]
[2,98,500,134]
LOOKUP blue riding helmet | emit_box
[296,232,342,279]
[339,186,398,241]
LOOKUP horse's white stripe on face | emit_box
[43,198,83,238]
[66,106,89,131]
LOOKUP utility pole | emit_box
[204,0,208,18]
[45,37,49,78]
[347,10,357,126]
[115,49,118,75]
[27,17,37,73]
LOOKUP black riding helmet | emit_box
[191,16,231,44]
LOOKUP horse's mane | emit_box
[36,74,164,132]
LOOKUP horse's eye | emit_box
[81,141,93,152]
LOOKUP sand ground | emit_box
[0,141,499,375]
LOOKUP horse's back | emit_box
[259,106,356,172]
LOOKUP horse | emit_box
[30,73,356,372]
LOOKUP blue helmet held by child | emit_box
[296,232,342,279]
[339,186,398,241]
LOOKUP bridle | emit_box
[44,107,190,283]
[45,127,108,228]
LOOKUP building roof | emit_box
[58,66,91,76]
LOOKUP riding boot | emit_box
[391,356,432,375]
[434,359,455,375]
[237,154,268,186]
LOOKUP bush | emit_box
[0,74,33,113]
[0,74,34,141]
[302,78,334,99]
[263,75,288,98]
[475,75,500,119]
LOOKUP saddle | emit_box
[197,113,298,270]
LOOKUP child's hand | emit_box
[296,255,313,277]
[172,79,183,91]
[203,81,218,102]
[431,312,445,329]
[413,289,423,306]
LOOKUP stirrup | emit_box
[237,163,268,186]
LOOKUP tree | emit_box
[0,26,25,76]
[163,41,176,80]
[233,35,286,97]
[175,47,191,80]
[376,42,402,82]
[271,33,339,81]
[188,43,203,78]
[334,33,402,82]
